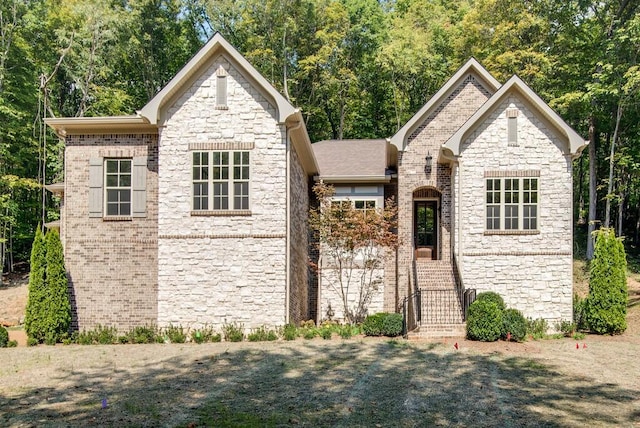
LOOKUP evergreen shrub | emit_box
[0,326,8,347]
[475,291,506,311]
[586,228,628,334]
[501,308,527,342]
[362,313,386,336]
[381,313,403,337]
[466,299,503,342]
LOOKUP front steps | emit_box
[410,259,466,339]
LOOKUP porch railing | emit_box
[401,289,422,338]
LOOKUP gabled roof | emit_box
[442,75,588,160]
[139,32,296,125]
[390,58,501,151]
[312,139,396,183]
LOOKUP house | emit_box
[46,33,586,335]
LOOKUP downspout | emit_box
[457,158,463,272]
[284,119,304,325]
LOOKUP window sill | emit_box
[484,230,540,236]
[103,216,132,222]
[191,210,252,217]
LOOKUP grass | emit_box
[1,338,639,427]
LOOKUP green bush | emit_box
[466,300,503,342]
[381,313,403,337]
[7,340,17,347]
[556,320,577,337]
[501,308,527,342]
[475,291,506,311]
[586,228,628,334]
[247,326,278,342]
[573,294,587,330]
[27,337,38,346]
[222,322,244,342]
[164,325,186,343]
[281,324,297,341]
[300,327,317,339]
[526,318,548,340]
[319,325,333,340]
[0,326,8,347]
[362,313,386,336]
[191,325,221,344]
[25,227,46,342]
[126,325,161,344]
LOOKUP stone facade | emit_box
[157,55,292,331]
[455,96,574,324]
[63,134,159,331]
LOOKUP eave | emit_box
[45,116,157,137]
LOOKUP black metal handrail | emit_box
[401,289,422,338]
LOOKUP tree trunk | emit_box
[577,155,586,225]
[586,115,597,260]
[617,189,624,237]
[604,103,622,228]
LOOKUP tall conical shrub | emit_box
[25,226,46,342]
[586,228,627,334]
[43,229,71,342]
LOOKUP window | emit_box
[354,200,377,217]
[105,159,132,216]
[192,151,250,211]
[486,177,538,231]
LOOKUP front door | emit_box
[414,201,437,260]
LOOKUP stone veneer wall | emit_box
[456,96,573,324]
[288,143,310,325]
[64,134,159,331]
[396,75,492,302]
[157,55,289,331]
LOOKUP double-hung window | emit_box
[486,177,538,231]
[105,159,132,216]
[192,151,250,211]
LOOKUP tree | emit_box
[309,182,398,324]
[43,228,71,342]
[24,226,46,341]
[586,228,627,334]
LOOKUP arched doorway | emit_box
[413,187,441,260]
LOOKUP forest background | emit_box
[1,0,639,277]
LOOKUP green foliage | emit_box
[43,230,71,343]
[526,318,549,340]
[281,324,298,341]
[319,325,333,340]
[27,337,38,347]
[0,326,8,347]
[300,327,318,340]
[573,294,588,330]
[586,228,628,334]
[191,325,221,344]
[501,309,527,342]
[247,326,278,342]
[125,325,162,344]
[24,227,45,342]
[475,292,506,311]
[362,312,403,337]
[222,322,244,342]
[7,340,17,347]
[77,325,118,345]
[164,325,186,343]
[381,313,403,337]
[362,313,386,336]
[556,320,577,337]
[466,300,503,342]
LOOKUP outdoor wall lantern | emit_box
[424,152,433,175]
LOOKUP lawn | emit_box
[1,335,639,427]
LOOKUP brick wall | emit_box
[396,75,492,302]
[64,134,159,332]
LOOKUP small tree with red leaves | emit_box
[310,182,398,324]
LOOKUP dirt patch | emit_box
[0,273,28,327]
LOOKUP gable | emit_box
[390,58,501,152]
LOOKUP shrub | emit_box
[466,300,503,342]
[247,326,278,342]
[25,227,46,343]
[362,313,386,336]
[586,228,627,334]
[191,325,220,344]
[7,340,17,347]
[222,322,244,342]
[43,230,72,343]
[0,326,8,347]
[573,294,587,330]
[126,325,161,344]
[555,320,577,337]
[27,337,38,347]
[475,292,506,311]
[381,313,403,337]
[281,324,297,341]
[526,318,548,340]
[501,308,527,342]
[338,324,356,339]
[300,327,317,339]
[319,325,333,339]
[165,325,186,343]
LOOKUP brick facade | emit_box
[64,134,159,331]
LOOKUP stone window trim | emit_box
[485,175,539,233]
[191,150,251,212]
[88,156,147,219]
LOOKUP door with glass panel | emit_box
[414,201,437,260]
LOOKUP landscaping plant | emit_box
[466,299,503,342]
[501,308,527,342]
[0,325,8,347]
[586,228,628,334]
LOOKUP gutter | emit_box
[313,175,392,183]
